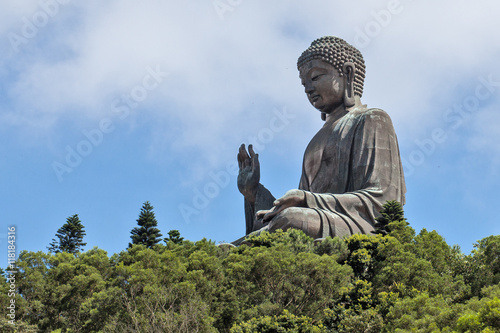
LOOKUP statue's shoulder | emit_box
[345,107,395,133]
[349,107,393,124]
[349,106,389,118]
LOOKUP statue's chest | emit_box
[304,119,347,164]
[305,126,330,157]
[303,117,357,191]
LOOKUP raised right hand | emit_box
[237,144,260,203]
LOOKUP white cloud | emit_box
[1,0,500,173]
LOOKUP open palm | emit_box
[237,144,260,202]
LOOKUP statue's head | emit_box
[297,36,366,118]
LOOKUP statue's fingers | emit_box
[251,154,259,172]
[239,144,250,168]
[256,209,271,219]
[257,209,274,222]
[280,189,302,203]
[248,144,256,157]
[238,144,246,159]
[249,145,260,171]
[241,144,250,159]
[263,205,282,222]
[239,143,251,167]
[273,194,289,207]
[237,152,242,169]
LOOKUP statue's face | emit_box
[299,59,344,114]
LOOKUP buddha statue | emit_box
[234,36,406,244]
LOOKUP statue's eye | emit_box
[312,74,324,81]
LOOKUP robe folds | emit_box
[298,107,406,237]
[244,106,406,239]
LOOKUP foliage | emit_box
[2,201,500,332]
[373,200,405,235]
[129,201,163,248]
[313,236,349,263]
[466,235,500,297]
[244,228,315,253]
[230,309,324,332]
[164,229,184,245]
[47,214,87,254]
[0,318,38,332]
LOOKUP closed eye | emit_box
[311,74,324,81]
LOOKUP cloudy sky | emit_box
[1,0,499,266]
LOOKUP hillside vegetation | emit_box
[1,202,499,332]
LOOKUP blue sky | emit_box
[1,0,499,268]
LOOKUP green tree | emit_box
[164,229,184,245]
[373,200,415,244]
[129,201,163,248]
[384,292,454,332]
[11,218,500,332]
[467,235,500,296]
[373,200,408,237]
[230,309,324,333]
[456,297,500,333]
[245,228,315,254]
[48,214,87,254]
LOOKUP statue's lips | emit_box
[311,94,320,102]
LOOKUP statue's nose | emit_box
[304,82,314,94]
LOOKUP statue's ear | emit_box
[343,62,355,107]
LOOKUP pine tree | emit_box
[164,230,184,245]
[129,201,163,248]
[48,214,87,254]
[372,200,406,235]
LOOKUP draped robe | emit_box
[243,106,406,239]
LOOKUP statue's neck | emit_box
[325,106,347,123]
[324,96,364,123]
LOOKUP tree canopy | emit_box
[2,201,500,332]
[47,214,87,254]
[129,201,163,248]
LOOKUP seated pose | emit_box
[235,36,406,243]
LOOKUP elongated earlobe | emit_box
[343,62,356,107]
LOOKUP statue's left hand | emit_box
[261,189,306,222]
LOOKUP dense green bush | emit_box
[230,310,324,332]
